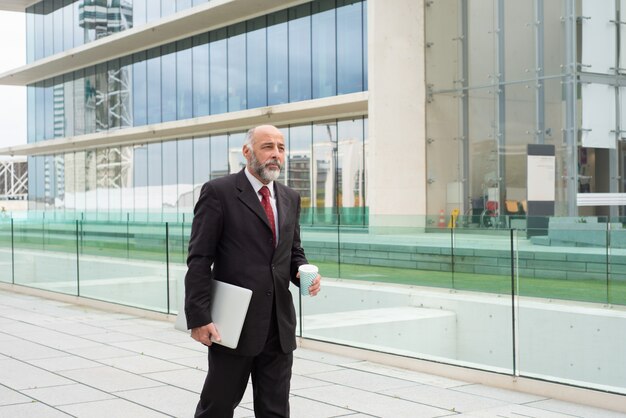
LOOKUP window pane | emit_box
[27,85,36,143]
[161,43,177,122]
[178,138,194,213]
[228,132,246,174]
[312,0,336,98]
[228,23,247,111]
[26,6,35,64]
[192,34,209,117]
[289,4,312,102]
[34,3,44,60]
[96,149,109,219]
[210,28,228,114]
[147,0,161,22]
[95,63,108,132]
[313,122,336,224]
[133,52,148,126]
[73,69,85,136]
[288,124,313,224]
[133,144,148,221]
[53,0,63,54]
[108,147,122,221]
[193,136,210,201]
[35,82,44,142]
[63,73,74,137]
[162,140,178,219]
[161,0,176,18]
[177,0,192,12]
[147,142,163,220]
[44,79,54,140]
[73,1,83,47]
[337,0,364,94]
[211,134,228,179]
[43,1,53,57]
[121,145,134,216]
[85,150,97,215]
[84,66,96,134]
[147,48,162,124]
[268,10,288,105]
[119,56,133,127]
[133,0,147,26]
[247,16,267,109]
[74,151,86,214]
[337,118,365,224]
[63,0,73,51]
[177,39,193,120]
[107,59,121,129]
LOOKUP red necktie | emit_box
[259,186,276,246]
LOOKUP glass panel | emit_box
[161,0,176,17]
[312,123,336,225]
[228,22,247,111]
[79,220,169,312]
[210,134,228,179]
[148,142,163,221]
[34,2,44,61]
[73,69,85,136]
[288,124,313,226]
[519,223,625,394]
[193,136,211,202]
[120,146,134,218]
[228,132,246,174]
[74,151,86,214]
[84,66,97,134]
[26,6,35,64]
[247,16,267,109]
[267,10,288,105]
[73,0,83,48]
[177,38,193,120]
[210,28,228,114]
[192,34,210,117]
[289,4,312,102]
[134,144,149,221]
[27,85,36,143]
[0,217,11,283]
[147,47,162,124]
[63,73,74,137]
[147,0,161,22]
[133,51,148,127]
[161,43,177,122]
[44,79,54,140]
[108,147,122,221]
[337,118,365,225]
[162,140,178,221]
[134,0,147,27]
[35,81,45,142]
[63,0,74,51]
[13,218,78,295]
[337,0,367,94]
[178,138,195,216]
[312,0,336,99]
[504,0,534,82]
[85,150,97,218]
[53,0,63,54]
[96,149,109,220]
[43,0,53,57]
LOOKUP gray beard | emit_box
[251,153,281,183]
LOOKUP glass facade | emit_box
[425,0,626,219]
[26,0,368,143]
[27,118,369,225]
[26,0,212,62]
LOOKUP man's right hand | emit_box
[191,323,221,346]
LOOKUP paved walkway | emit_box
[0,289,624,418]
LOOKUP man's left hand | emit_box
[308,275,321,297]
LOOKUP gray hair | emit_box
[243,127,255,152]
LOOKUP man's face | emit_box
[244,126,286,184]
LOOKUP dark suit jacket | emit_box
[184,169,308,356]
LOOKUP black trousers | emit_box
[195,312,293,418]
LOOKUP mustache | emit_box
[263,158,282,170]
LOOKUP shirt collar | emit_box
[245,167,275,198]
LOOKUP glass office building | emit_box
[5,0,626,227]
[15,0,369,224]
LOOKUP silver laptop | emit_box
[174,280,252,349]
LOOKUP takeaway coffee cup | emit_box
[298,264,318,296]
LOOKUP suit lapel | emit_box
[235,170,272,231]
[275,182,291,241]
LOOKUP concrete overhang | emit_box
[0,0,309,86]
[0,1,37,12]
[0,92,368,156]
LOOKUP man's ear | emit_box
[242,145,250,160]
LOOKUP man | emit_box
[185,124,321,417]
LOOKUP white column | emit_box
[367,0,426,232]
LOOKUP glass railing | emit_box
[0,212,624,395]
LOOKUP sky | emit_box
[0,11,26,149]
